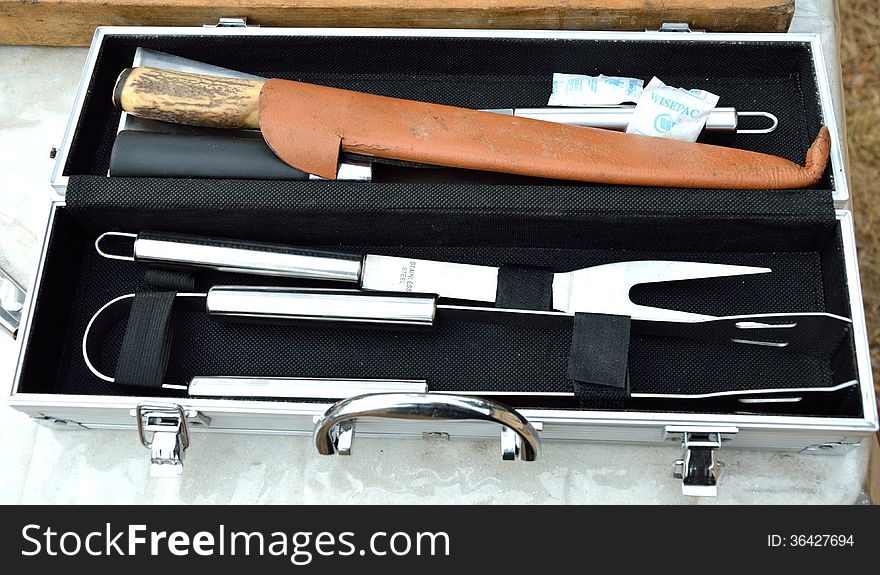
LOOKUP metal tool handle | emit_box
[96,231,364,282]
[187,376,428,399]
[497,106,778,134]
[206,286,437,326]
[313,393,541,461]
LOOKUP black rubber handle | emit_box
[109,130,310,180]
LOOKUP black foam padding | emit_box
[109,131,310,180]
[115,291,176,389]
[496,266,553,310]
[66,177,837,252]
[568,314,631,389]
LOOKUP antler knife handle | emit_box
[113,67,265,129]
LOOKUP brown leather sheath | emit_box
[259,78,830,189]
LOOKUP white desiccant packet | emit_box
[625,77,720,142]
[547,73,643,106]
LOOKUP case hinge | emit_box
[801,441,862,454]
[651,22,705,33]
[204,17,256,28]
[31,415,87,429]
[0,266,25,338]
[665,425,738,497]
[132,403,210,477]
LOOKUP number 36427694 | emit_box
[768,534,854,547]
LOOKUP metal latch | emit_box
[666,425,738,497]
[133,403,210,477]
[0,266,25,338]
[204,17,256,28]
[652,22,705,33]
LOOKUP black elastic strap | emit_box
[115,291,176,389]
[572,381,629,409]
[567,313,631,389]
[495,265,553,310]
[145,268,196,291]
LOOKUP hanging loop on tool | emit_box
[735,111,779,134]
[82,292,205,384]
[95,231,137,261]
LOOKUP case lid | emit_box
[49,26,849,206]
[1,0,795,46]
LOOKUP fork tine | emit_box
[619,261,771,285]
[552,260,771,322]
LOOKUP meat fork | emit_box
[96,231,769,322]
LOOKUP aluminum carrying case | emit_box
[5,23,877,497]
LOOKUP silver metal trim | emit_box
[50,28,107,194]
[90,25,824,42]
[809,35,850,206]
[9,201,58,396]
[7,390,878,440]
[836,210,879,429]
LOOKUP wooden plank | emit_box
[868,434,880,505]
[0,1,795,47]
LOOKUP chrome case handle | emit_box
[313,393,541,461]
[0,266,26,337]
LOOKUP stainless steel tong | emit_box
[96,231,770,322]
[82,289,855,400]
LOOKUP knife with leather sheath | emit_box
[113,67,830,189]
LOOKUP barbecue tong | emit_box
[82,289,854,399]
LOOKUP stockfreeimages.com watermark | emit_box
[22,524,450,565]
